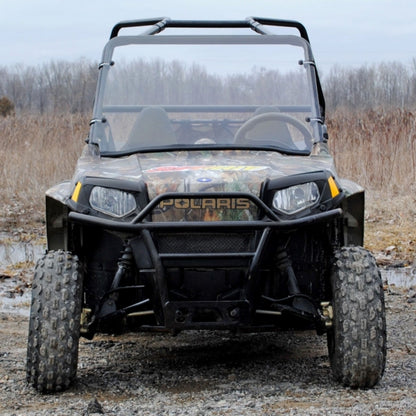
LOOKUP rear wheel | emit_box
[26,250,83,392]
[327,246,386,388]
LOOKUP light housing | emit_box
[273,182,320,214]
[89,186,136,217]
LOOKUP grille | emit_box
[156,232,254,254]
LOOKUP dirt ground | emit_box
[0,283,415,415]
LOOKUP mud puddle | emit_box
[380,267,416,288]
[0,235,44,316]
[0,233,44,267]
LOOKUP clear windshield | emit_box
[91,36,321,155]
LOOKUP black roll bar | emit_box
[110,17,310,42]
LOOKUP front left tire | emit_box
[26,250,83,392]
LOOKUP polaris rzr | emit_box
[26,17,386,392]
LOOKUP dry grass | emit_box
[1,109,415,262]
[364,194,415,264]
[327,108,416,264]
[0,113,88,232]
[327,108,416,191]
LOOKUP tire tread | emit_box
[328,246,386,388]
[26,250,83,392]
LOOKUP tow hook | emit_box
[80,307,92,334]
[320,302,333,328]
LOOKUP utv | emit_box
[27,17,386,392]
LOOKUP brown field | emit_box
[327,109,416,264]
[1,109,415,263]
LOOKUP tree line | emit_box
[322,60,416,110]
[104,58,309,107]
[0,60,97,114]
[1,58,416,115]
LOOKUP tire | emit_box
[26,250,83,392]
[327,246,386,388]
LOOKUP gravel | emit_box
[0,278,415,416]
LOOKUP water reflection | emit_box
[0,239,44,267]
[380,267,416,288]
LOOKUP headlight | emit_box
[273,182,320,214]
[89,186,136,217]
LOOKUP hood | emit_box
[139,150,335,194]
[72,149,336,222]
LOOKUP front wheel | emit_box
[26,250,83,392]
[327,246,386,388]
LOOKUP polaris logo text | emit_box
[159,198,251,210]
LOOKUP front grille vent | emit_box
[156,232,254,254]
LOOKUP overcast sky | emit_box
[1,0,414,74]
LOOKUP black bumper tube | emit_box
[69,208,342,233]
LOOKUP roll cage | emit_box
[88,17,326,155]
[107,17,326,115]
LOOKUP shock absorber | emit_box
[111,244,134,292]
[97,242,134,318]
[275,246,316,315]
[275,247,301,297]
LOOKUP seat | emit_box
[124,106,176,149]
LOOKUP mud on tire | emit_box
[26,250,83,393]
[327,246,386,388]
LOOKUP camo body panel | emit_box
[61,148,337,222]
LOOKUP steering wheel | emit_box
[234,113,312,148]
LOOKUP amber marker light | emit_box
[71,182,82,202]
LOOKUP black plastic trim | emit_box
[263,170,345,220]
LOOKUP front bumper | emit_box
[69,192,342,331]
[69,191,342,233]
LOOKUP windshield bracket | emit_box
[298,59,316,68]
[306,116,324,125]
[98,61,115,70]
[89,117,107,126]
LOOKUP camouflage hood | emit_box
[139,149,333,191]
[70,148,337,221]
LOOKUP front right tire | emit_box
[26,250,83,392]
[327,246,386,388]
